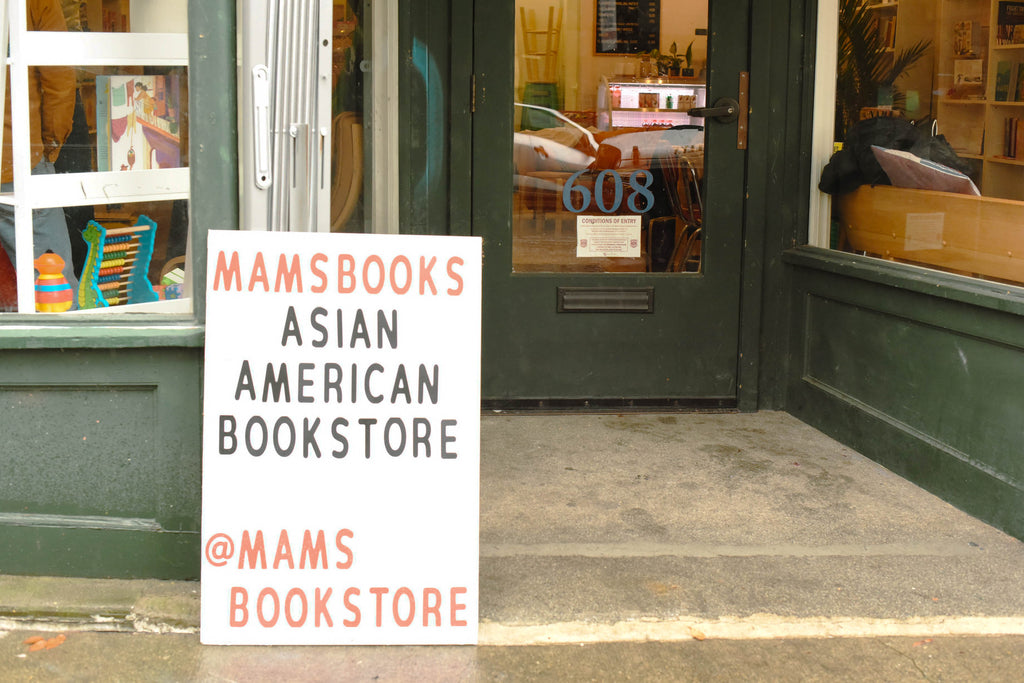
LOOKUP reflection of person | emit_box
[0,0,78,303]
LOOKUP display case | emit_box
[1,0,190,313]
[597,77,707,130]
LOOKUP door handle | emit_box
[687,98,739,123]
[686,72,749,150]
[251,65,272,189]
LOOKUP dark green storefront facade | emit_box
[0,0,1021,580]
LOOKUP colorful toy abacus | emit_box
[78,216,159,309]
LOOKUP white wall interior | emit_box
[129,0,188,33]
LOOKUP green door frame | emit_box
[398,0,811,412]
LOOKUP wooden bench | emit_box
[838,185,1024,284]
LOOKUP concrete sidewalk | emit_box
[3,411,1024,679]
[477,411,1024,643]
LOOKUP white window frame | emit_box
[1,0,191,315]
[238,0,397,235]
[371,0,399,234]
[808,0,839,248]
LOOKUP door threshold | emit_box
[482,398,739,415]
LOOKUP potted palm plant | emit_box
[835,0,931,140]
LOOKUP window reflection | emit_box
[513,1,708,274]
[331,0,366,233]
[2,64,189,312]
[1,1,190,313]
[822,0,1024,287]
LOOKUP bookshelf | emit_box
[2,0,189,313]
[859,0,936,122]
[936,0,1024,199]
[863,2,899,53]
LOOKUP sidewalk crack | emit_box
[877,639,930,681]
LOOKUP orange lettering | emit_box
[389,255,412,294]
[446,257,464,296]
[238,530,267,569]
[419,256,437,295]
[343,587,361,626]
[335,529,354,569]
[422,587,442,627]
[450,587,468,626]
[275,254,303,292]
[363,256,385,294]
[213,250,241,291]
[338,254,356,293]
[230,587,248,626]
[249,253,270,292]
[393,587,415,627]
[273,530,294,569]
[310,253,328,293]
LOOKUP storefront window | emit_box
[1,0,190,314]
[512,0,708,273]
[814,0,1024,288]
[331,0,365,233]
[238,0,371,236]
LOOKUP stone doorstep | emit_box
[0,575,200,633]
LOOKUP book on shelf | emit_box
[1002,116,1024,158]
[997,1,1024,45]
[995,60,1014,101]
[875,15,897,50]
[995,61,1024,101]
[95,75,183,172]
[952,58,985,99]
[953,20,975,57]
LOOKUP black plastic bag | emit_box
[819,117,971,195]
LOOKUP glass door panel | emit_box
[476,0,748,400]
[512,0,708,274]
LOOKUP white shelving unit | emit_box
[935,0,1024,199]
[2,0,189,313]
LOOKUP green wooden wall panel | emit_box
[787,258,1024,540]
[0,526,199,580]
[0,348,202,578]
[1,385,159,517]
[789,376,1024,539]
[804,295,1024,485]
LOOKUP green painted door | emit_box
[475,1,750,402]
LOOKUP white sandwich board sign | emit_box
[200,230,481,645]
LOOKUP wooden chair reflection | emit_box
[331,112,363,232]
[655,150,703,272]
